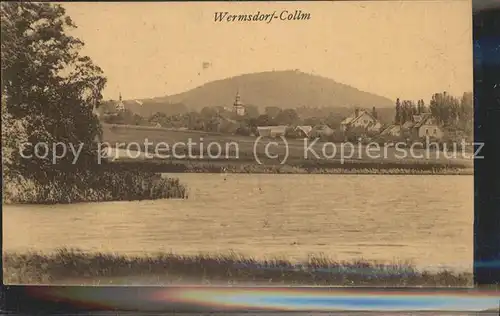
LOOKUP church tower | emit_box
[115,93,125,112]
[233,91,245,116]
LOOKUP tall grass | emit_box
[3,163,187,204]
[3,248,472,286]
[112,160,473,175]
[185,163,473,175]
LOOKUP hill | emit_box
[123,70,394,117]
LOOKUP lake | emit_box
[2,174,473,272]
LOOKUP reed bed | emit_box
[186,164,473,175]
[3,164,187,204]
[3,248,472,286]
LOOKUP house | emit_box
[402,120,415,130]
[340,109,383,132]
[257,125,287,138]
[411,113,444,139]
[294,125,313,138]
[380,125,402,137]
[381,113,443,140]
[310,124,334,138]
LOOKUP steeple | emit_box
[116,92,125,112]
[233,90,245,116]
[234,90,242,107]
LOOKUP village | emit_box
[96,89,473,150]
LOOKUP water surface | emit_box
[3,174,473,271]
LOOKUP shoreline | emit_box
[181,168,474,175]
[3,248,473,286]
[2,163,472,206]
[110,159,474,175]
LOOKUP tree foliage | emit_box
[1,96,29,179]
[1,2,106,180]
[104,109,145,126]
[429,91,472,132]
[243,104,259,118]
[275,109,299,126]
[395,98,401,124]
[264,106,282,119]
[392,91,472,137]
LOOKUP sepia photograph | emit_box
[2,1,474,286]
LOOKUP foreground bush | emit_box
[3,248,472,286]
[3,163,187,204]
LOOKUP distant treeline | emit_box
[101,102,394,130]
[102,90,473,142]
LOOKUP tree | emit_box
[411,101,418,117]
[235,124,251,136]
[200,106,217,118]
[264,106,282,119]
[420,99,426,113]
[398,100,416,124]
[244,104,259,118]
[149,112,168,125]
[105,109,145,126]
[256,114,273,126]
[417,99,427,114]
[460,92,473,118]
[275,108,299,125]
[303,117,322,127]
[402,101,408,123]
[1,3,106,180]
[371,106,378,120]
[324,113,343,129]
[417,99,423,114]
[2,96,29,180]
[459,92,473,136]
[429,91,460,126]
[395,98,401,124]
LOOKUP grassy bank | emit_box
[3,248,472,286]
[103,124,474,164]
[102,123,473,175]
[112,159,474,175]
[2,163,187,204]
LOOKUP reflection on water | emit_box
[2,174,473,271]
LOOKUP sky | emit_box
[61,1,473,101]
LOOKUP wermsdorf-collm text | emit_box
[214,10,311,24]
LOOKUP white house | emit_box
[340,109,382,132]
[412,113,444,139]
[257,125,287,138]
[380,113,444,140]
[309,124,335,138]
[380,125,402,137]
[294,125,313,138]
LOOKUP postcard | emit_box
[2,0,473,286]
